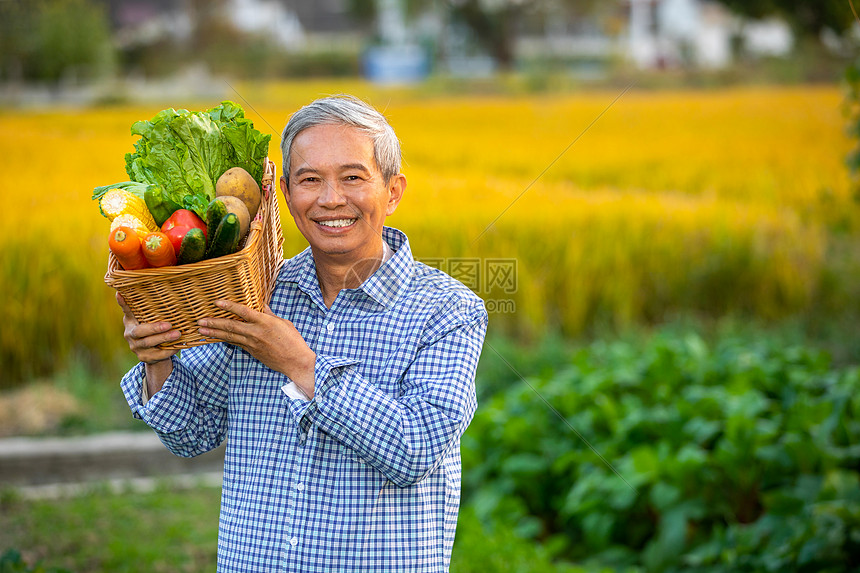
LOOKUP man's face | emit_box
[281,123,406,262]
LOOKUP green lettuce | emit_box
[122,101,271,220]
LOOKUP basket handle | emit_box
[261,157,275,200]
[252,158,276,224]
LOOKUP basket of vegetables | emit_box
[97,102,285,349]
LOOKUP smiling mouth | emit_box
[316,218,357,228]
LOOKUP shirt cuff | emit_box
[314,354,360,401]
[284,354,359,433]
[280,381,309,401]
[121,356,196,433]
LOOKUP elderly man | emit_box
[117,95,488,572]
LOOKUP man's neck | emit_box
[313,239,391,308]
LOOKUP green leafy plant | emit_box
[0,550,70,573]
[464,329,860,571]
[97,101,272,221]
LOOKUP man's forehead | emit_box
[290,124,376,174]
[294,123,371,144]
[292,162,372,175]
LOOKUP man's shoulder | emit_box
[275,246,313,283]
[402,262,487,344]
[412,261,472,292]
[408,261,486,312]
[284,246,312,269]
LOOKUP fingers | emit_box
[116,293,180,362]
[197,316,248,345]
[214,299,259,321]
[127,323,180,364]
[130,320,178,341]
[198,301,275,347]
[263,304,275,316]
[116,292,134,318]
[197,300,261,345]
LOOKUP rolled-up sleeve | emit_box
[296,296,488,487]
[120,343,232,457]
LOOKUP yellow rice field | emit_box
[0,81,854,384]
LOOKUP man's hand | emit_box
[198,300,317,398]
[118,292,180,364]
[117,292,179,397]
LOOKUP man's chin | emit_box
[308,240,354,258]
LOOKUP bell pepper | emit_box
[161,209,208,255]
[144,183,183,227]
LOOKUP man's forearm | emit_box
[144,358,173,398]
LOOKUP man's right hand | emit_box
[117,293,180,399]
[117,292,181,364]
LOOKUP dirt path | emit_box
[0,431,225,497]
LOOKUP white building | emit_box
[625,0,793,69]
[230,0,305,50]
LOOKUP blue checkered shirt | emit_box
[121,227,488,572]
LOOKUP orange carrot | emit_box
[109,226,149,270]
[142,231,177,267]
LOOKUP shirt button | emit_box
[296,482,304,492]
[326,323,335,333]
[290,537,298,546]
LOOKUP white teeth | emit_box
[318,219,355,228]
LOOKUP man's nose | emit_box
[317,180,347,207]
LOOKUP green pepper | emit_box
[144,184,182,227]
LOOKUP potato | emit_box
[216,167,261,219]
[218,196,251,238]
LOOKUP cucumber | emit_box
[204,198,228,249]
[177,227,206,265]
[205,213,241,259]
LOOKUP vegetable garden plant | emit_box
[463,329,860,572]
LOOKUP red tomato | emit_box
[161,209,207,254]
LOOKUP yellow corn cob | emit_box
[100,189,158,231]
[110,214,155,239]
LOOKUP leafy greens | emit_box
[95,101,271,220]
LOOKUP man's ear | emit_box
[280,176,292,213]
[386,174,407,217]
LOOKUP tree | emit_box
[406,0,602,71]
[713,0,855,41]
[0,0,115,84]
[447,0,523,69]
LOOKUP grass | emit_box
[0,481,220,573]
[0,482,591,573]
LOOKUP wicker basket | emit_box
[105,158,285,349]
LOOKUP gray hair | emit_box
[280,95,402,187]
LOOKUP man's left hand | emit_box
[198,300,317,397]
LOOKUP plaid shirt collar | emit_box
[277,226,414,311]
